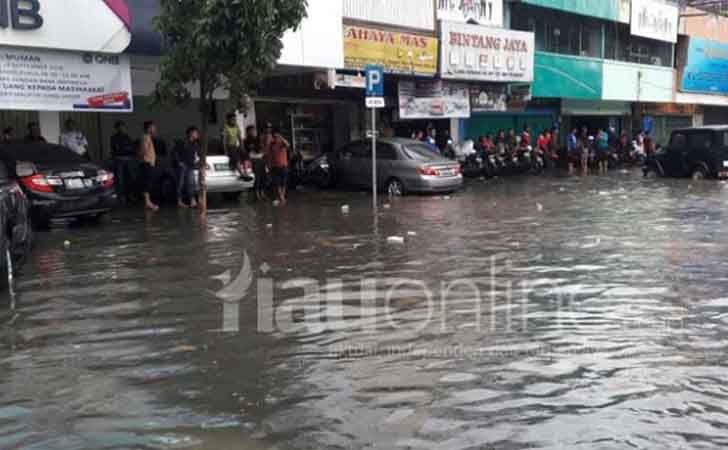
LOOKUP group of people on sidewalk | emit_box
[109,114,292,211]
[566,126,654,175]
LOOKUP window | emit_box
[687,132,712,150]
[376,144,397,160]
[670,133,686,148]
[511,3,602,58]
[0,162,8,182]
[348,142,370,159]
[404,144,439,161]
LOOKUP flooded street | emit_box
[4,172,728,449]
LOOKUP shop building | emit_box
[510,0,681,144]
[440,19,539,141]
[675,11,728,128]
[0,0,133,158]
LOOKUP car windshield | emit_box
[0,142,85,165]
[403,143,440,161]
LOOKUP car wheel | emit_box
[692,167,708,180]
[386,178,405,197]
[31,215,51,231]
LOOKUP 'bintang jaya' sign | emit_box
[343,24,438,76]
[440,20,534,83]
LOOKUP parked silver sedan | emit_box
[194,155,254,199]
[330,138,463,195]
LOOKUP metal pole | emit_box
[372,107,377,206]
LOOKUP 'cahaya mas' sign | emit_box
[0,0,131,53]
[344,24,438,76]
[0,46,133,112]
[440,21,534,82]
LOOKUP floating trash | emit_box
[387,236,405,245]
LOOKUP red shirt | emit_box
[267,141,289,168]
[522,131,531,146]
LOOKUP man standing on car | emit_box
[223,113,245,177]
[110,121,136,204]
[175,126,199,209]
[138,121,159,211]
[266,128,290,206]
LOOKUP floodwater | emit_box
[3,172,728,450]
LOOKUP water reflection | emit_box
[2,174,728,449]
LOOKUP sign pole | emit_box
[372,107,377,206]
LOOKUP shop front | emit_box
[0,0,132,154]
[439,20,536,141]
[340,22,440,141]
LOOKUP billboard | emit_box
[630,0,678,44]
[0,0,131,53]
[0,46,133,112]
[437,0,503,27]
[398,80,470,119]
[681,37,728,95]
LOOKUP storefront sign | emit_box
[470,84,507,112]
[0,46,133,112]
[437,0,503,27]
[440,21,534,83]
[335,73,365,89]
[0,0,130,53]
[344,25,438,76]
[398,80,470,119]
[681,37,728,95]
[630,0,678,44]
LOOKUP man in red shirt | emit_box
[265,129,290,205]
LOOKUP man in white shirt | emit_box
[59,119,89,158]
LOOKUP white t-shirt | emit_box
[60,131,88,156]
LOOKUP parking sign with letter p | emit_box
[365,65,384,97]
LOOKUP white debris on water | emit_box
[383,203,391,209]
[341,205,350,214]
[63,240,71,248]
[387,236,405,245]
[407,231,417,237]
[537,203,543,212]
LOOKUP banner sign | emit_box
[0,0,131,53]
[681,37,728,95]
[470,84,507,112]
[440,21,534,82]
[344,25,438,76]
[630,0,678,44]
[437,0,503,27]
[0,46,133,112]
[398,80,470,119]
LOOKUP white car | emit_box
[196,155,254,198]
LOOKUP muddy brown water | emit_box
[3,173,728,449]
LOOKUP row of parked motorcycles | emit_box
[442,140,545,178]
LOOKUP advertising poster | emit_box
[0,46,133,112]
[681,37,728,95]
[398,80,470,119]
[470,84,507,112]
[440,21,534,82]
[344,25,439,76]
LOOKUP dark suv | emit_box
[645,126,728,180]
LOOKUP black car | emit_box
[0,142,117,227]
[645,126,728,180]
[0,160,32,289]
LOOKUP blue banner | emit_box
[681,37,728,95]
